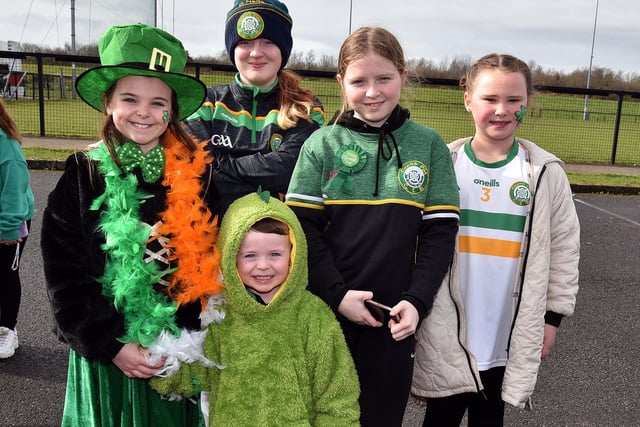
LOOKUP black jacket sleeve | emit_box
[213,117,320,194]
[41,153,125,363]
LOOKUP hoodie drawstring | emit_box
[373,129,403,197]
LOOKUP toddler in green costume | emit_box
[151,190,360,426]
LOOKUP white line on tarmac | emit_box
[574,198,640,227]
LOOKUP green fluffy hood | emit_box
[218,191,307,312]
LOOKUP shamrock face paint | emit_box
[162,110,169,123]
[515,105,526,124]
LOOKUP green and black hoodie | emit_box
[286,106,460,319]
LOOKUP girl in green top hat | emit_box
[42,23,223,426]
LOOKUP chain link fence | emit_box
[2,51,639,165]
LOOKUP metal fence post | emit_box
[610,93,624,165]
[36,54,45,137]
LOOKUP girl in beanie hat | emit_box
[185,0,325,222]
[42,23,222,426]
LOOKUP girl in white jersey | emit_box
[411,53,581,426]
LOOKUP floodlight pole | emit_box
[71,0,77,98]
[158,0,164,29]
[583,0,599,121]
[349,0,353,34]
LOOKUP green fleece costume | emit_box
[151,191,360,426]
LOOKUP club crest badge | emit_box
[237,12,265,40]
[510,181,531,206]
[398,160,429,194]
[270,133,283,151]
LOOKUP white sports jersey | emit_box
[454,140,531,370]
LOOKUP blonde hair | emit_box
[461,53,534,96]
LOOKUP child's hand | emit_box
[388,301,419,341]
[337,290,383,327]
[541,324,559,359]
[113,343,166,379]
[0,238,22,246]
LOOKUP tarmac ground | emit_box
[2,170,639,426]
[3,137,639,426]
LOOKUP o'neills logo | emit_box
[398,160,429,194]
[237,11,264,40]
[474,178,500,187]
[510,181,531,206]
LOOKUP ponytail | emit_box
[276,70,317,130]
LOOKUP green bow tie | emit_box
[117,141,166,183]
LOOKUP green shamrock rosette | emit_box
[328,144,367,194]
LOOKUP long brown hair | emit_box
[276,69,318,130]
[0,99,22,144]
[335,26,407,116]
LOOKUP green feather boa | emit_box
[88,144,179,347]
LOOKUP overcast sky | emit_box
[3,0,639,76]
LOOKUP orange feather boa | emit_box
[159,132,223,308]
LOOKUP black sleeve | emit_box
[544,311,563,327]
[291,205,349,311]
[41,153,125,363]
[402,217,458,319]
[214,118,321,195]
[183,113,213,143]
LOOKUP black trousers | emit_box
[0,224,29,330]
[339,319,415,427]
[422,366,506,427]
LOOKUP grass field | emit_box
[6,71,640,165]
[21,146,640,189]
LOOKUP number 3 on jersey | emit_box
[481,186,491,202]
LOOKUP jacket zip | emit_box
[449,255,484,394]
[506,164,547,354]
[251,89,259,144]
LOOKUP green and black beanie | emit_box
[225,0,293,69]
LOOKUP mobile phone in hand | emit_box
[365,299,400,323]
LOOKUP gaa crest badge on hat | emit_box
[237,12,265,40]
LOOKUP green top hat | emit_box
[75,23,205,120]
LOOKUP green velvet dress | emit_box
[62,350,203,427]
[42,143,213,427]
